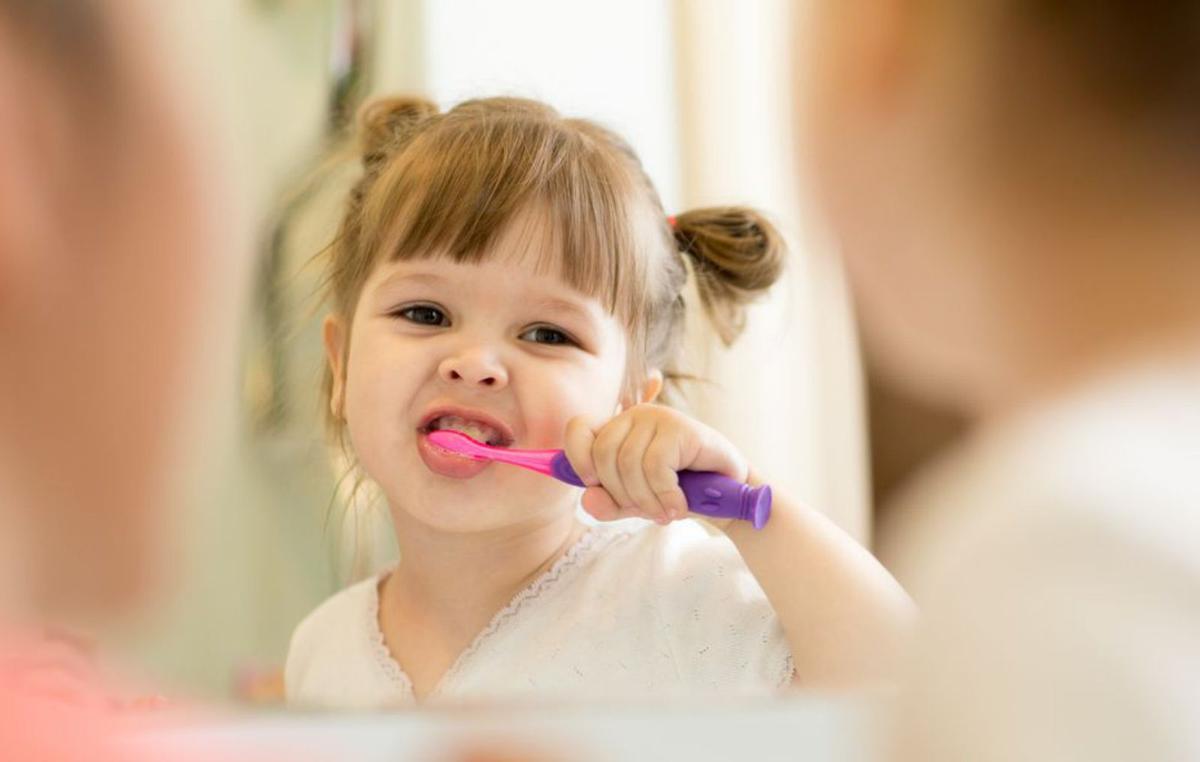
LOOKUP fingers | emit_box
[613,419,671,524]
[564,405,744,527]
[568,413,653,523]
[590,413,639,518]
[645,429,688,521]
[569,408,674,524]
[580,484,622,521]
[563,414,602,486]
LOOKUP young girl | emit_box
[284,95,912,708]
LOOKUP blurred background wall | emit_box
[117,0,877,702]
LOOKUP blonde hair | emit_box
[322,95,784,443]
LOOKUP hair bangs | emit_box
[358,108,652,329]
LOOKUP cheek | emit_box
[520,357,627,447]
[341,330,420,448]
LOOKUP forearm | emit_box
[722,475,916,689]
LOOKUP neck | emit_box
[384,509,586,639]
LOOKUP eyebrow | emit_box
[376,271,448,290]
[529,296,596,323]
[376,269,597,323]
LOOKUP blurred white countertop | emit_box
[134,695,875,762]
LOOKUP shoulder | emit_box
[288,573,379,658]
[658,521,793,688]
[595,517,741,564]
[887,362,1200,758]
[582,519,750,594]
[595,520,792,681]
[569,519,778,625]
[897,504,1200,761]
[284,572,384,703]
[893,418,1200,757]
[886,362,1200,592]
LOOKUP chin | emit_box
[387,472,575,535]
[395,502,538,535]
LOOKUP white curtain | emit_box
[671,0,870,541]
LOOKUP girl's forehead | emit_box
[366,194,659,333]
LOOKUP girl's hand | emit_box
[564,404,749,527]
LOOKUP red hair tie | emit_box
[667,215,677,229]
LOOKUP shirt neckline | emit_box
[364,524,627,702]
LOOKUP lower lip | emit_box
[417,431,493,479]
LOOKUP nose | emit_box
[438,347,509,389]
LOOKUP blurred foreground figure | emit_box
[0,0,239,758]
[797,0,1200,759]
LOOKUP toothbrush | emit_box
[427,429,771,529]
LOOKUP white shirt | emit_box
[883,355,1200,761]
[285,520,794,709]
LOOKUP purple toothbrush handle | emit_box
[550,453,771,530]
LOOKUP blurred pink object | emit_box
[0,0,240,756]
[0,634,169,761]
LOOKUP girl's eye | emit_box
[522,325,576,346]
[395,305,448,326]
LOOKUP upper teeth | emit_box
[429,415,503,445]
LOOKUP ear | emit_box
[323,314,348,419]
[616,368,664,413]
[638,369,664,405]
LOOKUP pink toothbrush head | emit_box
[426,430,771,529]
[427,430,568,481]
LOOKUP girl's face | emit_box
[326,213,641,533]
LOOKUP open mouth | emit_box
[418,412,514,448]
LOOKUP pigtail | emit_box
[357,95,440,172]
[672,206,785,345]
[332,95,440,294]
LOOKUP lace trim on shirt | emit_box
[365,524,632,698]
[365,576,414,695]
[434,526,637,696]
[776,652,797,690]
